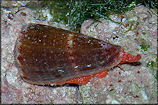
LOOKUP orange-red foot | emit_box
[93,70,108,78]
[55,70,108,85]
[120,51,141,64]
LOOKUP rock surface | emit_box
[1,1,157,104]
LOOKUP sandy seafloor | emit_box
[1,1,157,104]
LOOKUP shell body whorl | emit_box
[14,23,123,85]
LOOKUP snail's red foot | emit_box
[56,70,108,85]
[120,51,141,64]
